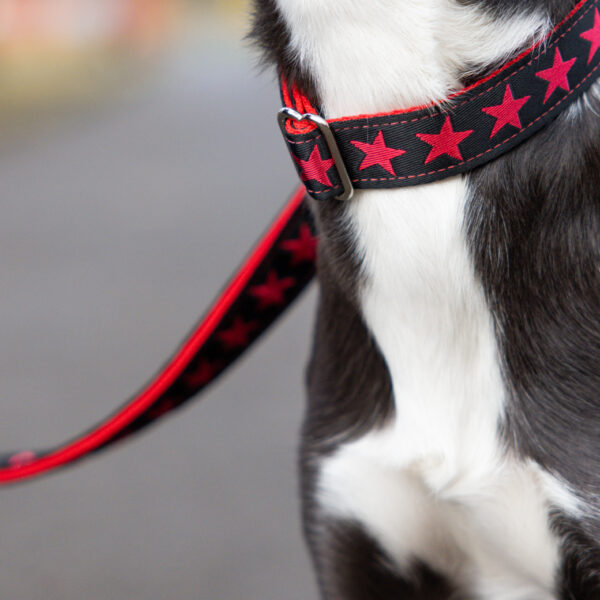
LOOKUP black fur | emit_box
[251,0,600,597]
[310,520,461,600]
[465,77,600,595]
[248,0,319,108]
[465,90,600,527]
[553,514,600,599]
[300,241,398,599]
[302,240,393,452]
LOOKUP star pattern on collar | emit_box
[481,85,531,138]
[294,145,336,187]
[416,116,474,164]
[350,131,406,175]
[581,8,600,64]
[536,48,577,103]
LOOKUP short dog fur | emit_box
[251,1,600,598]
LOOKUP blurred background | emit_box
[0,1,318,598]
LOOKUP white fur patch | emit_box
[318,441,563,599]
[275,0,580,596]
[274,0,550,118]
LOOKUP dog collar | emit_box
[279,0,600,201]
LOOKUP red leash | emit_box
[0,186,316,484]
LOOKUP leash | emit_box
[2,0,599,485]
[0,186,316,484]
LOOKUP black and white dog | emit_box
[252,1,600,598]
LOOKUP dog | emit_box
[251,1,600,598]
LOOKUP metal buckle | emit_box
[277,108,354,202]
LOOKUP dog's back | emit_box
[252,1,600,597]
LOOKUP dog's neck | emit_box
[274,0,550,117]
[271,0,586,513]
[255,1,600,592]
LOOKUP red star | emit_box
[416,116,474,164]
[185,360,221,387]
[581,8,600,64]
[350,130,406,175]
[217,317,257,350]
[294,145,336,187]
[250,270,295,309]
[481,85,531,138]
[280,224,317,265]
[149,400,176,419]
[7,451,36,467]
[536,48,577,103]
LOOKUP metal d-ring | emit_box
[278,108,354,202]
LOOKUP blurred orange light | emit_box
[0,0,177,50]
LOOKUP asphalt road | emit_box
[0,30,318,600]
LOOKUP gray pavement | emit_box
[0,31,318,600]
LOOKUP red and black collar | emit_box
[279,0,600,201]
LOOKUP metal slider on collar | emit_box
[277,108,354,202]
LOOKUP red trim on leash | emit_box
[0,186,311,484]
